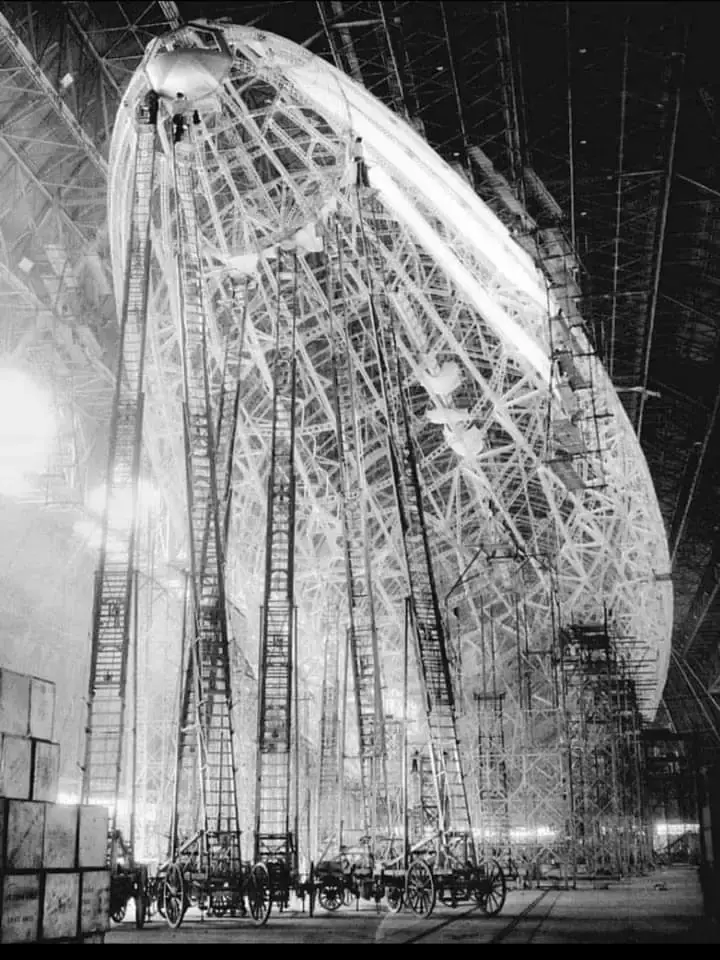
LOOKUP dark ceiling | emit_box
[0,0,718,744]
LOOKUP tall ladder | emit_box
[315,605,342,861]
[82,91,159,832]
[356,189,476,865]
[327,236,389,854]
[254,249,297,870]
[214,279,249,551]
[171,119,240,874]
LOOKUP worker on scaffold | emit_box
[354,136,370,189]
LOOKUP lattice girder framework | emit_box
[108,24,672,831]
[0,2,185,495]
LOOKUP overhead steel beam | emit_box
[440,2,473,184]
[327,1,364,83]
[0,256,51,315]
[635,42,686,440]
[495,1,526,199]
[158,1,182,30]
[608,26,630,381]
[0,130,90,246]
[670,376,720,569]
[0,10,107,175]
[63,5,123,97]
[678,534,720,658]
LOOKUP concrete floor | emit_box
[107,865,718,944]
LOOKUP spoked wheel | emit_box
[405,860,436,919]
[319,879,345,912]
[386,886,404,914]
[247,862,272,927]
[164,864,186,930]
[475,860,507,917]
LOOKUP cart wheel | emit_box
[164,864,186,930]
[405,860,436,919]
[247,862,272,927]
[319,879,344,912]
[476,860,507,917]
[386,886,404,914]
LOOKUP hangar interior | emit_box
[0,0,719,943]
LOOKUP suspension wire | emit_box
[609,23,630,381]
[564,2,577,256]
[669,649,720,748]
[171,123,210,855]
[636,32,687,440]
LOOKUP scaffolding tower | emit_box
[253,247,299,895]
[163,113,242,929]
[82,89,158,842]
[326,233,389,861]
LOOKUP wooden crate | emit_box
[77,805,109,869]
[29,678,55,742]
[0,733,32,799]
[44,803,79,869]
[79,870,110,936]
[42,872,80,940]
[0,670,30,738]
[31,740,60,802]
[0,873,40,943]
[0,799,45,870]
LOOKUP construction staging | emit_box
[0,2,719,945]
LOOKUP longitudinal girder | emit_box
[172,120,240,869]
[358,190,475,852]
[327,233,389,845]
[82,91,158,820]
[254,249,298,866]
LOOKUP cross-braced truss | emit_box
[101,23,673,857]
[109,19,671,713]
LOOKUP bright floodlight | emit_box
[109,22,672,721]
[0,366,56,496]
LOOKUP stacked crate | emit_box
[0,667,111,943]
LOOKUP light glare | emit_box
[0,366,57,496]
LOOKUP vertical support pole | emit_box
[338,625,350,852]
[294,604,300,876]
[565,2,577,254]
[130,564,139,858]
[170,572,190,863]
[403,597,410,872]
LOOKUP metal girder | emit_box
[679,536,720,659]
[0,10,107,175]
[670,376,720,570]
[635,41,687,440]
[0,256,50,316]
[0,128,90,246]
[158,1,182,30]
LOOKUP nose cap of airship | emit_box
[145,48,233,101]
